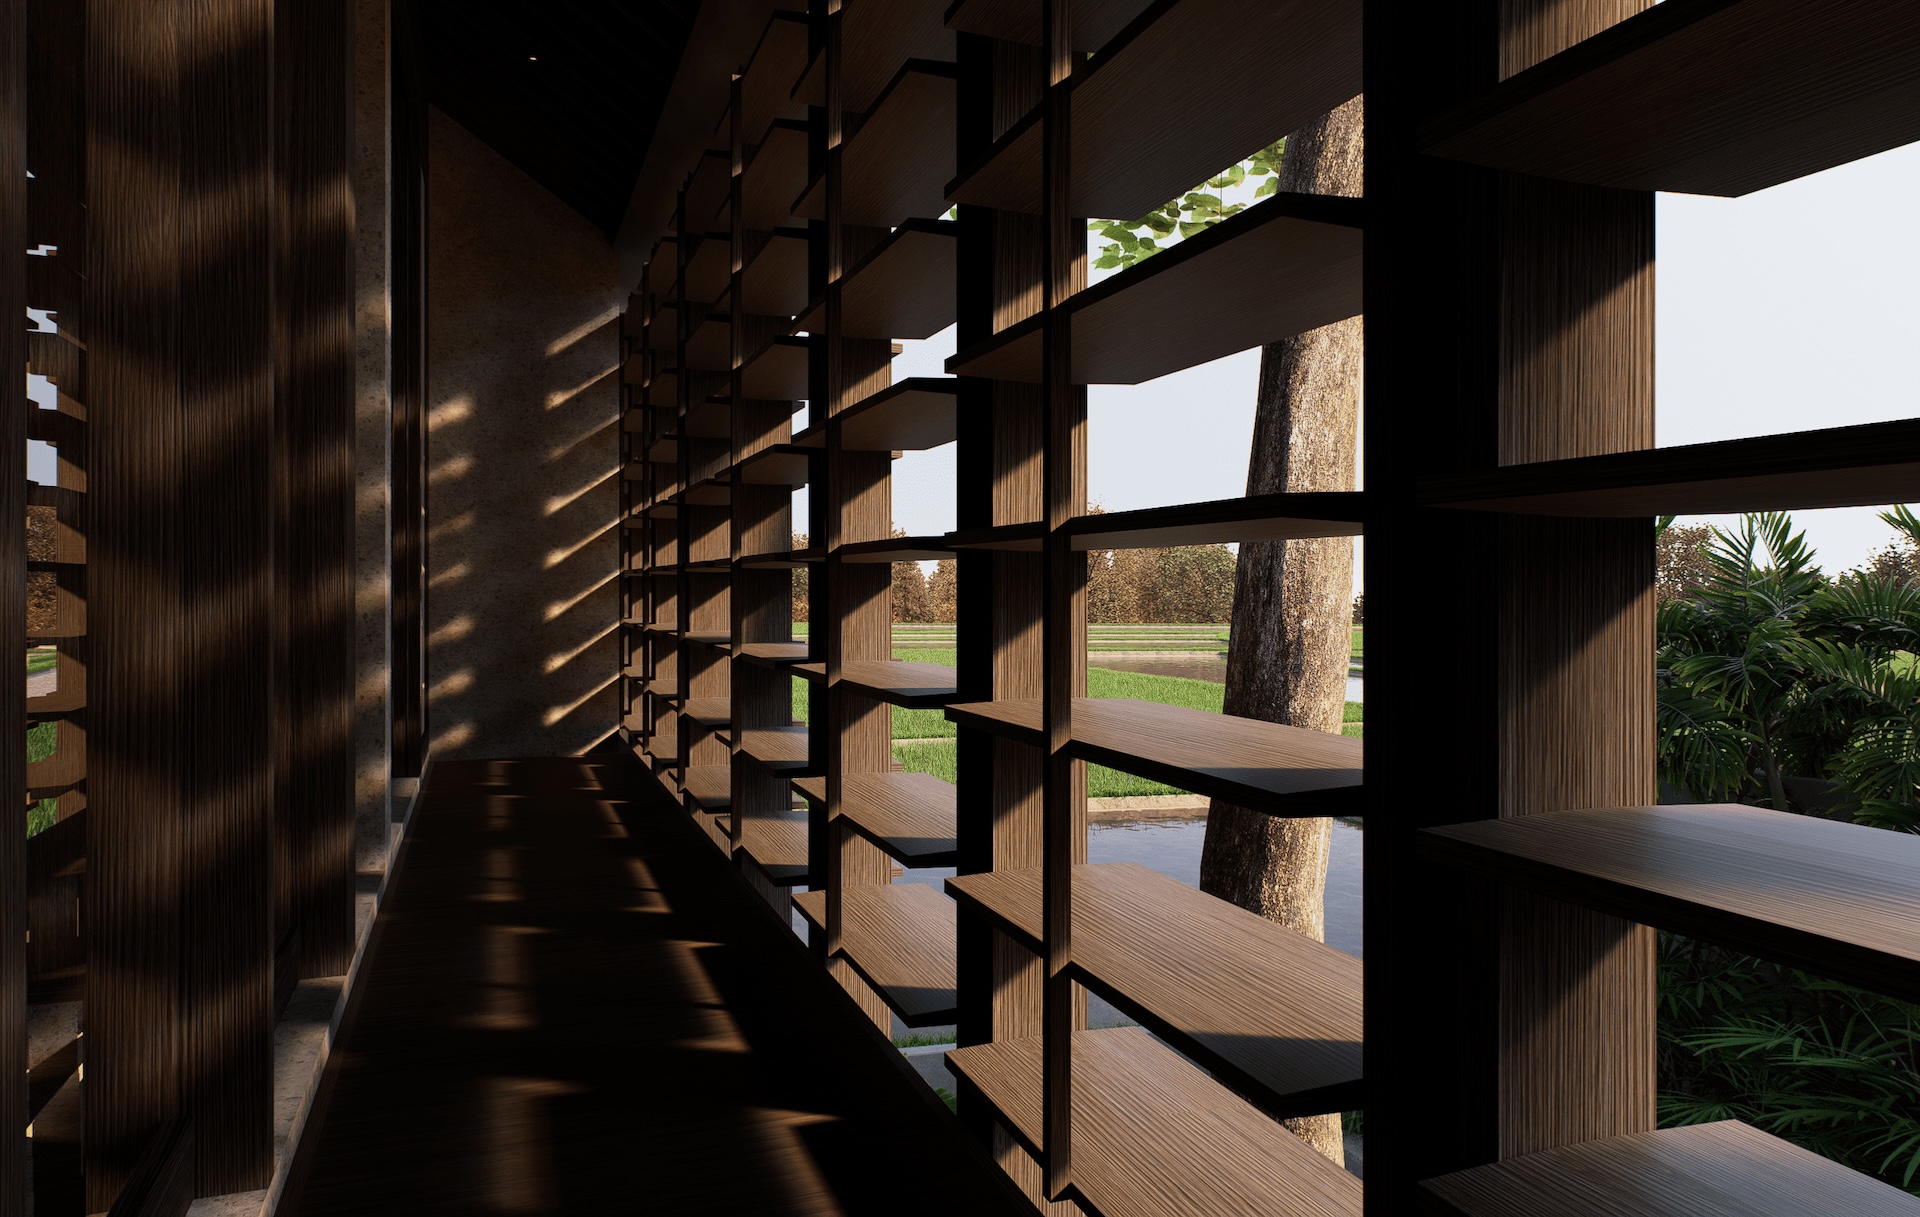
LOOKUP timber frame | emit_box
[618,1,1920,1214]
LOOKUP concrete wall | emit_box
[425,106,622,759]
[354,0,392,877]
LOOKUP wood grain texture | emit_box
[948,1026,1363,1217]
[0,0,25,1206]
[798,770,960,866]
[85,0,185,1203]
[276,0,358,979]
[946,697,1362,814]
[794,63,956,227]
[842,0,954,114]
[950,861,1363,1117]
[947,0,1360,220]
[1427,803,1920,1004]
[1423,0,1920,196]
[1500,0,1649,78]
[793,658,958,707]
[798,219,956,340]
[945,0,1146,54]
[280,759,1035,1217]
[179,0,277,1188]
[827,882,959,1026]
[947,193,1362,386]
[1494,135,1657,1157]
[1419,1120,1920,1216]
[738,12,809,145]
[1423,417,1920,517]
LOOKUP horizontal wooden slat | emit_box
[798,220,957,340]
[945,697,1362,815]
[794,887,826,932]
[739,228,811,317]
[791,659,957,708]
[683,309,732,372]
[946,0,1359,220]
[844,0,954,113]
[945,491,1365,552]
[738,12,810,142]
[1421,0,1920,197]
[947,1027,1362,1217]
[1421,418,1920,516]
[948,861,1362,1117]
[794,62,956,226]
[739,547,821,569]
[739,813,810,885]
[795,771,959,867]
[1420,1119,1920,1216]
[735,641,811,667]
[733,443,812,487]
[943,0,1148,52]
[685,148,732,232]
[736,725,812,773]
[739,119,811,230]
[739,335,811,401]
[837,535,949,563]
[681,234,732,304]
[834,883,958,1026]
[793,377,957,452]
[1424,803,1920,1005]
[682,765,731,811]
[679,697,731,734]
[948,192,1361,385]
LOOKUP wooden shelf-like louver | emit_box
[944,0,1149,54]
[738,546,821,570]
[946,491,1364,553]
[792,658,958,708]
[677,698,732,735]
[1421,418,1920,517]
[733,444,812,488]
[1421,0,1920,198]
[684,148,733,235]
[737,12,809,142]
[738,228,810,317]
[837,535,949,564]
[734,641,811,669]
[793,62,956,227]
[947,1027,1362,1217]
[947,0,1359,222]
[797,220,956,340]
[945,697,1361,815]
[793,378,957,452]
[682,309,732,372]
[948,861,1362,1117]
[738,119,811,230]
[1424,803,1920,1005]
[27,688,84,721]
[681,234,732,304]
[841,0,953,113]
[1420,1119,1920,1216]
[739,813,810,885]
[739,334,811,401]
[736,725,812,773]
[793,884,958,1026]
[794,771,959,867]
[681,765,731,811]
[947,192,1361,386]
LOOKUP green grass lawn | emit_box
[791,652,1363,794]
[27,648,56,676]
[27,722,58,835]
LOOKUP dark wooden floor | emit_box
[279,757,1034,1216]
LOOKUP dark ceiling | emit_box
[421,0,702,239]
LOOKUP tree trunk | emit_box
[1197,95,1363,1164]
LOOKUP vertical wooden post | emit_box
[818,0,894,1032]
[389,0,427,778]
[1037,0,1079,1199]
[276,0,358,980]
[178,0,277,1191]
[85,1,186,1205]
[0,0,26,1208]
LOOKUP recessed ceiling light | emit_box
[528,55,538,61]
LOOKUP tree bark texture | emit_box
[1197,95,1363,1164]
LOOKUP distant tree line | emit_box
[789,530,1239,624]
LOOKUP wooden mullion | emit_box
[674,187,694,787]
[85,0,185,1204]
[1038,0,1079,1200]
[0,0,26,1208]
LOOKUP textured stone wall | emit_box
[425,106,621,759]
[355,0,392,875]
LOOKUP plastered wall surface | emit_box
[427,106,622,759]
